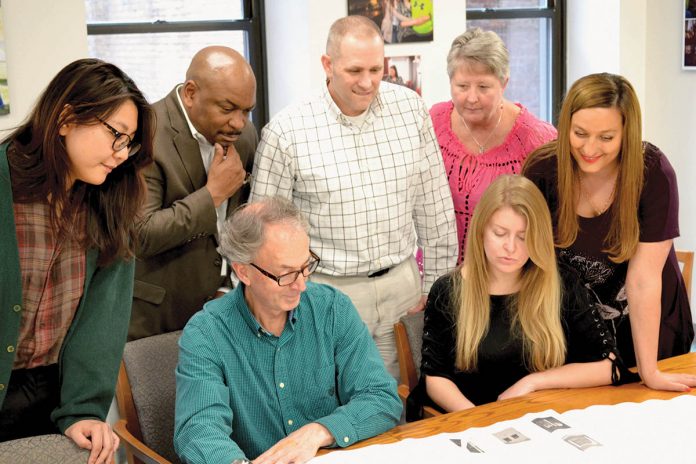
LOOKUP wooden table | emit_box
[320,352,696,455]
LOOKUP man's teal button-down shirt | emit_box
[174,282,402,463]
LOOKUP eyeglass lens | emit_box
[277,259,319,286]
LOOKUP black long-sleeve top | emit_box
[407,265,632,421]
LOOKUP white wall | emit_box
[618,0,647,106]
[264,0,467,117]
[642,1,696,261]
[566,0,622,86]
[264,0,339,116]
[0,0,88,134]
[566,0,649,126]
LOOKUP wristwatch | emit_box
[231,460,252,464]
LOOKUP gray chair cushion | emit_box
[0,434,89,464]
[122,330,182,464]
[400,311,425,378]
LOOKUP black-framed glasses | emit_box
[98,117,141,157]
[250,250,320,287]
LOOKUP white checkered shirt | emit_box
[250,81,457,292]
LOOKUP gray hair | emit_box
[219,196,309,264]
[326,15,382,57]
[446,28,510,83]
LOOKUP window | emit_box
[466,0,564,124]
[85,0,267,130]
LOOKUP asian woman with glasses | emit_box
[0,58,154,464]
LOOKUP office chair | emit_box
[676,250,694,302]
[114,330,182,464]
[0,434,89,464]
[394,312,440,418]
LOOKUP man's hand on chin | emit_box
[252,423,334,464]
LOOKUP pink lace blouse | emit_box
[430,101,557,263]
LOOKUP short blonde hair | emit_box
[326,15,382,57]
[446,28,509,82]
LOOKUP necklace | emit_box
[579,174,616,217]
[460,104,504,154]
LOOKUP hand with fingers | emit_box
[64,419,120,464]
[640,369,696,392]
[206,143,248,207]
[252,423,334,464]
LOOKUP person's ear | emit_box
[320,54,333,80]
[58,124,71,136]
[58,104,74,136]
[232,262,251,286]
[501,76,510,91]
[181,80,198,108]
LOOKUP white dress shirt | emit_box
[250,81,457,292]
[175,85,228,278]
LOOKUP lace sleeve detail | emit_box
[559,264,637,385]
[420,275,458,381]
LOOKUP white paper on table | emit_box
[309,394,696,463]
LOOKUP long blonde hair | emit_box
[453,175,565,372]
[524,73,643,263]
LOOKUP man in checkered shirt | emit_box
[250,15,457,379]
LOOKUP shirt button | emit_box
[12,305,21,312]
[7,346,14,353]
[343,437,350,443]
[279,382,285,389]
[0,384,4,390]
[287,419,293,425]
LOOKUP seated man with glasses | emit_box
[174,196,402,464]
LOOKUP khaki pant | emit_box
[310,258,422,380]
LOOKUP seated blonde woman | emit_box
[407,175,631,420]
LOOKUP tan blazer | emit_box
[129,87,258,340]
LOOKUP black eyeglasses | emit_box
[250,250,320,287]
[98,118,141,157]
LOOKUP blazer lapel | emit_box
[164,89,207,190]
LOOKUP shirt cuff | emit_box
[314,413,359,449]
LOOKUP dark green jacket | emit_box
[0,143,134,432]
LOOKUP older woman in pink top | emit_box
[431,28,557,263]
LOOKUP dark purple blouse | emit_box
[524,142,694,366]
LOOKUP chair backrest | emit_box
[117,330,182,464]
[394,311,425,391]
[676,250,694,303]
[0,434,89,464]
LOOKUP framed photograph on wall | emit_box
[684,1,696,69]
[347,0,434,44]
[685,20,696,69]
[383,55,421,94]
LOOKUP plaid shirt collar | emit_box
[320,81,384,126]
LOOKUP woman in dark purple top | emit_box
[524,73,695,392]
